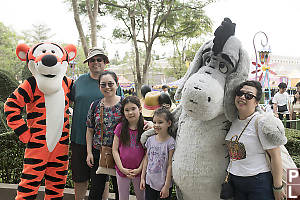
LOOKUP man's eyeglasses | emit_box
[90,58,103,63]
[236,90,257,100]
[100,82,115,88]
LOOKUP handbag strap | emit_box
[225,114,256,182]
[99,102,105,144]
[236,114,256,142]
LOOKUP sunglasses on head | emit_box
[100,82,115,88]
[90,58,103,63]
[236,90,257,100]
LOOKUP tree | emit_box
[22,24,54,44]
[21,24,55,81]
[69,0,101,56]
[0,22,23,80]
[166,40,204,80]
[99,0,213,96]
[65,45,89,79]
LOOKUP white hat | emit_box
[83,48,108,63]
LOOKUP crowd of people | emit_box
[66,47,293,200]
[6,45,292,200]
[69,48,176,200]
[262,81,300,129]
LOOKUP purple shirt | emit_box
[114,123,145,177]
[145,135,176,191]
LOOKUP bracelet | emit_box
[273,184,284,191]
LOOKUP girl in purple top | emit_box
[112,96,146,200]
[140,108,176,200]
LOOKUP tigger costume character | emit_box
[4,42,77,200]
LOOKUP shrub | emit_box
[0,128,299,198]
[285,128,300,167]
[0,131,74,188]
[0,132,24,184]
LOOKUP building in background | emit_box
[249,55,300,87]
[106,58,176,87]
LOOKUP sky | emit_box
[0,0,299,59]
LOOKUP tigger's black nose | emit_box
[41,54,57,67]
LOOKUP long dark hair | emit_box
[293,91,300,105]
[120,96,144,146]
[153,107,175,138]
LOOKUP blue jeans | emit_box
[230,171,275,200]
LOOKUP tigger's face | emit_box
[16,43,76,94]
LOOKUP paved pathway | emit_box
[0,183,136,200]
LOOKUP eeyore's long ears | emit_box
[212,18,236,54]
[174,17,250,122]
[175,17,238,101]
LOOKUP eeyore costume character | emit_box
[141,18,250,199]
[171,18,249,200]
[142,18,287,200]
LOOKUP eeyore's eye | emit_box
[219,62,228,74]
[51,50,55,54]
[42,50,46,53]
[204,56,211,65]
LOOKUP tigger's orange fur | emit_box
[4,43,76,200]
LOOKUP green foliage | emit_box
[0,128,298,197]
[0,132,25,184]
[161,1,213,41]
[69,0,108,16]
[0,69,19,133]
[21,24,54,44]
[21,65,32,82]
[0,102,10,133]
[0,131,74,188]
[112,28,129,40]
[165,56,187,80]
[66,46,89,79]
[19,23,56,81]
[291,155,300,168]
[0,22,58,82]
[105,0,213,42]
[185,42,204,62]
[0,69,19,102]
[0,22,24,80]
[165,41,204,80]
[285,128,300,167]
[100,0,214,87]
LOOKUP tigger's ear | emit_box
[64,44,77,61]
[16,43,30,61]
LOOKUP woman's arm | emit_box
[160,149,175,198]
[86,127,94,168]
[266,147,286,200]
[273,103,278,117]
[290,103,294,114]
[288,98,292,115]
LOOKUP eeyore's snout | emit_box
[42,54,57,67]
[181,73,224,120]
